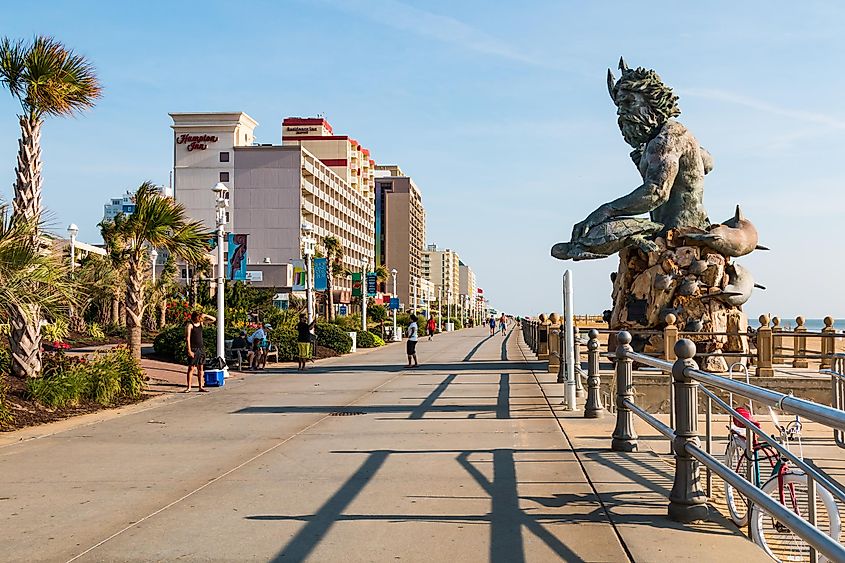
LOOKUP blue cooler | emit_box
[204,369,225,387]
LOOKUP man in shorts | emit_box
[297,314,316,371]
[185,311,215,392]
[406,314,419,368]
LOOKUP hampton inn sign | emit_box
[175,133,218,151]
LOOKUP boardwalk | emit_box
[0,327,765,562]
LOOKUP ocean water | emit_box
[778,318,845,332]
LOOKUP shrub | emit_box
[268,326,299,361]
[331,314,362,332]
[356,330,385,348]
[0,381,12,429]
[316,322,353,354]
[88,322,106,340]
[27,348,146,408]
[0,346,9,375]
[42,317,70,343]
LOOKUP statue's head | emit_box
[608,58,680,147]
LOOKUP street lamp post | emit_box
[301,222,316,325]
[361,260,369,332]
[150,249,158,284]
[67,223,78,272]
[391,268,399,341]
[212,183,228,364]
[447,289,452,331]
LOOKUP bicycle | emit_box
[723,407,841,562]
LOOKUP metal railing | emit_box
[822,354,845,449]
[611,331,845,562]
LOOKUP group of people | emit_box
[184,309,510,390]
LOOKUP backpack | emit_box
[204,356,227,370]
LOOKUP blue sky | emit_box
[2,1,844,320]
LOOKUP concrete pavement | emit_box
[1,327,767,562]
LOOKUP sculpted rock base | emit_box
[609,234,749,372]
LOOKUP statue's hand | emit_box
[571,208,608,240]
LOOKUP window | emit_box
[219,151,230,162]
[219,171,229,182]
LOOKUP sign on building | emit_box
[339,305,348,316]
[246,270,263,282]
[389,297,400,310]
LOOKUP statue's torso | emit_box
[638,120,710,231]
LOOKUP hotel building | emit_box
[170,112,375,300]
[459,261,478,320]
[422,244,461,307]
[372,164,426,309]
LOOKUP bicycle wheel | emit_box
[724,438,750,527]
[750,471,841,562]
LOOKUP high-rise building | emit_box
[422,244,460,308]
[103,185,173,223]
[459,261,478,320]
[372,165,426,309]
[282,118,376,200]
[170,112,375,302]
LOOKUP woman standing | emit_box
[185,311,215,392]
[427,316,437,341]
[406,314,419,368]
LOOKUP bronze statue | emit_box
[553,58,712,260]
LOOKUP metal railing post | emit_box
[821,316,836,370]
[755,314,774,377]
[793,316,808,368]
[668,338,709,522]
[584,329,604,418]
[612,331,638,452]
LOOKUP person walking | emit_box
[488,316,496,336]
[296,313,316,371]
[184,311,215,393]
[499,314,507,335]
[406,314,419,367]
[427,315,437,341]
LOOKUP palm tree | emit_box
[0,207,78,377]
[0,35,101,377]
[0,36,101,221]
[322,235,344,321]
[101,182,208,359]
[374,265,389,294]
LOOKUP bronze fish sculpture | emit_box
[684,205,768,257]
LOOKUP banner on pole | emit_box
[313,258,328,291]
[227,233,248,281]
[351,272,362,297]
[389,297,400,310]
[366,272,377,297]
[291,259,307,291]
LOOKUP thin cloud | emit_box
[682,88,845,130]
[317,0,554,68]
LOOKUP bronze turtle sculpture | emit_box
[552,218,663,261]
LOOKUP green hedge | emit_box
[356,330,385,348]
[316,323,353,354]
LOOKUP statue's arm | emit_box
[572,140,679,238]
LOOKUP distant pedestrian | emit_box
[499,314,507,335]
[488,316,496,336]
[184,311,215,393]
[427,316,437,341]
[296,314,316,371]
[406,314,419,367]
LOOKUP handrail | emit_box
[699,385,845,505]
[621,349,845,431]
[686,443,845,563]
[608,332,845,560]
